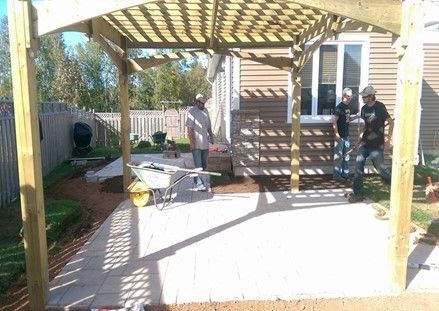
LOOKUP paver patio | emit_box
[47,156,439,309]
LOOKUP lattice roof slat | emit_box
[34,0,401,49]
[94,0,329,48]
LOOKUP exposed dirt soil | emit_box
[212,174,352,194]
[1,170,438,310]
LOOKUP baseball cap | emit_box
[195,94,206,103]
[359,85,376,97]
[342,87,352,97]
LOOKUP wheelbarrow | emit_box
[127,162,221,209]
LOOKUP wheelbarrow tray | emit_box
[129,161,180,189]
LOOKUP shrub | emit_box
[137,140,152,148]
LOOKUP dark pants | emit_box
[192,149,209,186]
[353,146,391,196]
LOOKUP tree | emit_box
[180,59,211,106]
[75,41,118,111]
[35,34,86,105]
[151,61,183,109]
[130,68,156,109]
[0,16,11,99]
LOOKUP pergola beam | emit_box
[91,17,125,53]
[290,46,302,192]
[334,19,388,34]
[209,0,220,49]
[128,49,294,75]
[389,0,424,292]
[34,0,151,36]
[7,0,48,309]
[289,0,401,34]
[296,16,340,71]
[128,49,214,74]
[127,40,303,49]
[297,14,333,46]
[118,37,132,196]
[93,34,124,71]
[215,50,293,71]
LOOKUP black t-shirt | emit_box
[334,102,351,138]
[361,101,390,149]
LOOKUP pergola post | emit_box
[389,0,424,292]
[290,65,302,192]
[7,0,48,308]
[119,37,131,195]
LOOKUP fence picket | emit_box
[0,103,190,207]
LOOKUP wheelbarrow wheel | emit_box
[129,181,151,207]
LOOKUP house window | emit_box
[290,35,369,123]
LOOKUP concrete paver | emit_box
[47,156,439,309]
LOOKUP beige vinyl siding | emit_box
[367,33,398,164]
[368,33,398,116]
[421,44,439,153]
[238,34,400,173]
[240,48,292,167]
[211,58,227,139]
[240,48,336,170]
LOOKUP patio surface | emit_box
[47,155,439,309]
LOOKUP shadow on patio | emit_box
[47,176,439,309]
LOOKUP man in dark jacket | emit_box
[347,85,394,203]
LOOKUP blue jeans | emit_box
[333,137,350,178]
[192,149,209,186]
[353,146,391,196]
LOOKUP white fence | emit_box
[0,103,190,206]
[94,108,189,145]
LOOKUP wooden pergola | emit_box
[7,0,423,309]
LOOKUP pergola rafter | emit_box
[7,0,425,309]
[209,0,220,48]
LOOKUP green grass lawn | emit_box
[88,138,191,156]
[0,199,83,295]
[0,138,191,295]
[43,162,77,188]
[363,165,439,237]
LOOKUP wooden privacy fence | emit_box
[0,104,190,206]
[0,101,96,207]
[94,108,189,145]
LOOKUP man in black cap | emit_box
[347,85,393,203]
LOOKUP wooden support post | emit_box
[7,0,48,309]
[119,37,131,196]
[290,67,302,192]
[389,0,424,293]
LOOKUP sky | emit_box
[0,0,86,47]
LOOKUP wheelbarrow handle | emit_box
[171,166,222,176]
[127,163,222,176]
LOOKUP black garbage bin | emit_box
[73,122,93,156]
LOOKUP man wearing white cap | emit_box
[332,87,354,180]
[347,85,394,203]
[186,94,214,191]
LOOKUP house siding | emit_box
[421,44,439,154]
[211,58,227,140]
[231,33,436,175]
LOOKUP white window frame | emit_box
[287,33,370,124]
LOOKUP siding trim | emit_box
[232,55,241,111]
[225,56,232,142]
